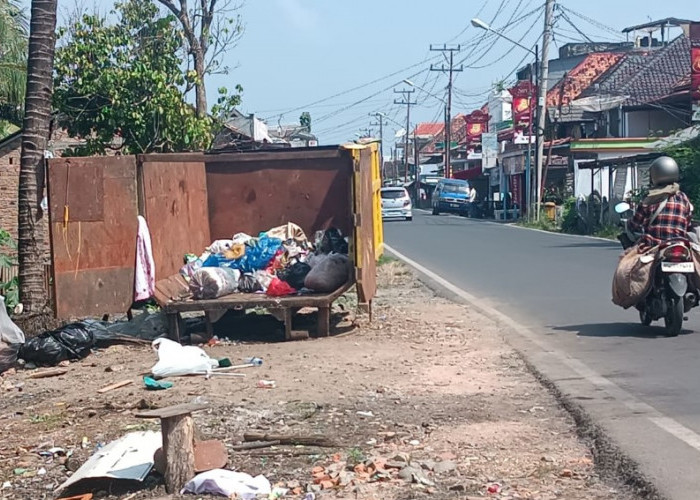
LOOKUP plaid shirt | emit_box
[628,191,693,248]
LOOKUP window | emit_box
[381,189,407,199]
[442,183,467,194]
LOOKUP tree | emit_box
[0,0,28,131]
[299,112,311,131]
[666,136,700,209]
[53,0,212,155]
[17,0,57,314]
[155,0,243,117]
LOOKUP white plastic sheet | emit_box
[181,469,271,498]
[0,296,24,344]
[150,338,218,378]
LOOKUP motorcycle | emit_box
[615,202,699,336]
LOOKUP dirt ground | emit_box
[0,260,637,500]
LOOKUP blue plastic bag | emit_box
[203,234,282,273]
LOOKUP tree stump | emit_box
[135,403,208,493]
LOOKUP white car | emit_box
[381,187,412,221]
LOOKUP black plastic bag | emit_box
[238,273,263,294]
[279,262,312,290]
[20,322,94,366]
[318,228,348,255]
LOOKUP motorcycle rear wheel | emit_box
[663,297,683,337]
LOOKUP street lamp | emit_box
[403,79,450,185]
[472,17,541,221]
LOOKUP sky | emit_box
[48,0,699,149]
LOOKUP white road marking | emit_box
[414,208,615,243]
[384,242,700,453]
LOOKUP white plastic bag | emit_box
[207,240,234,255]
[150,338,218,378]
[0,296,24,344]
[189,268,240,299]
[181,469,271,498]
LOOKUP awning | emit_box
[452,166,482,181]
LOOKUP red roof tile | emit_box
[414,122,444,136]
[547,52,624,107]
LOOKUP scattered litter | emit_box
[150,338,218,378]
[356,411,374,418]
[1,481,10,489]
[143,376,173,390]
[27,368,68,379]
[57,431,161,493]
[257,380,276,389]
[37,467,46,476]
[181,469,271,497]
[409,439,420,446]
[97,380,133,394]
[244,357,263,366]
[487,483,501,494]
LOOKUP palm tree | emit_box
[0,0,28,131]
[17,0,57,314]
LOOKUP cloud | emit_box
[276,0,320,31]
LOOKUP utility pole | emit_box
[370,113,384,182]
[430,44,463,179]
[535,0,555,221]
[394,89,416,184]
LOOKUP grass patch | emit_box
[28,412,66,430]
[592,225,619,240]
[516,218,559,232]
[378,254,397,266]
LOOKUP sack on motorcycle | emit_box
[612,246,656,309]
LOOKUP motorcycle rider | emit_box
[627,156,693,250]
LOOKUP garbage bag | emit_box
[266,277,296,297]
[104,311,168,341]
[316,228,348,255]
[20,322,94,366]
[0,295,24,344]
[150,338,218,378]
[254,270,274,292]
[190,268,240,300]
[182,469,271,497]
[304,253,350,292]
[279,262,311,290]
[0,341,20,374]
[238,273,263,294]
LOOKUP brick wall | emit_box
[0,130,85,261]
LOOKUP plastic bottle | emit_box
[257,380,276,389]
[245,357,263,366]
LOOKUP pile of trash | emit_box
[180,223,351,300]
[0,299,170,374]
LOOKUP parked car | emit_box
[381,187,412,221]
[431,178,469,215]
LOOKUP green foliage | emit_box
[593,225,619,240]
[53,0,213,155]
[211,85,243,122]
[559,197,579,234]
[0,229,19,313]
[0,0,27,127]
[665,136,700,210]
[299,111,311,130]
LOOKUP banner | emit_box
[464,110,489,145]
[481,132,498,169]
[691,22,700,121]
[509,81,536,130]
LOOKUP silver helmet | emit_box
[649,156,679,187]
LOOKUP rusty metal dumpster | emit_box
[47,144,383,339]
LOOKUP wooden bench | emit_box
[155,274,353,342]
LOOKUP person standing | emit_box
[468,185,478,217]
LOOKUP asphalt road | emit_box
[384,210,700,499]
